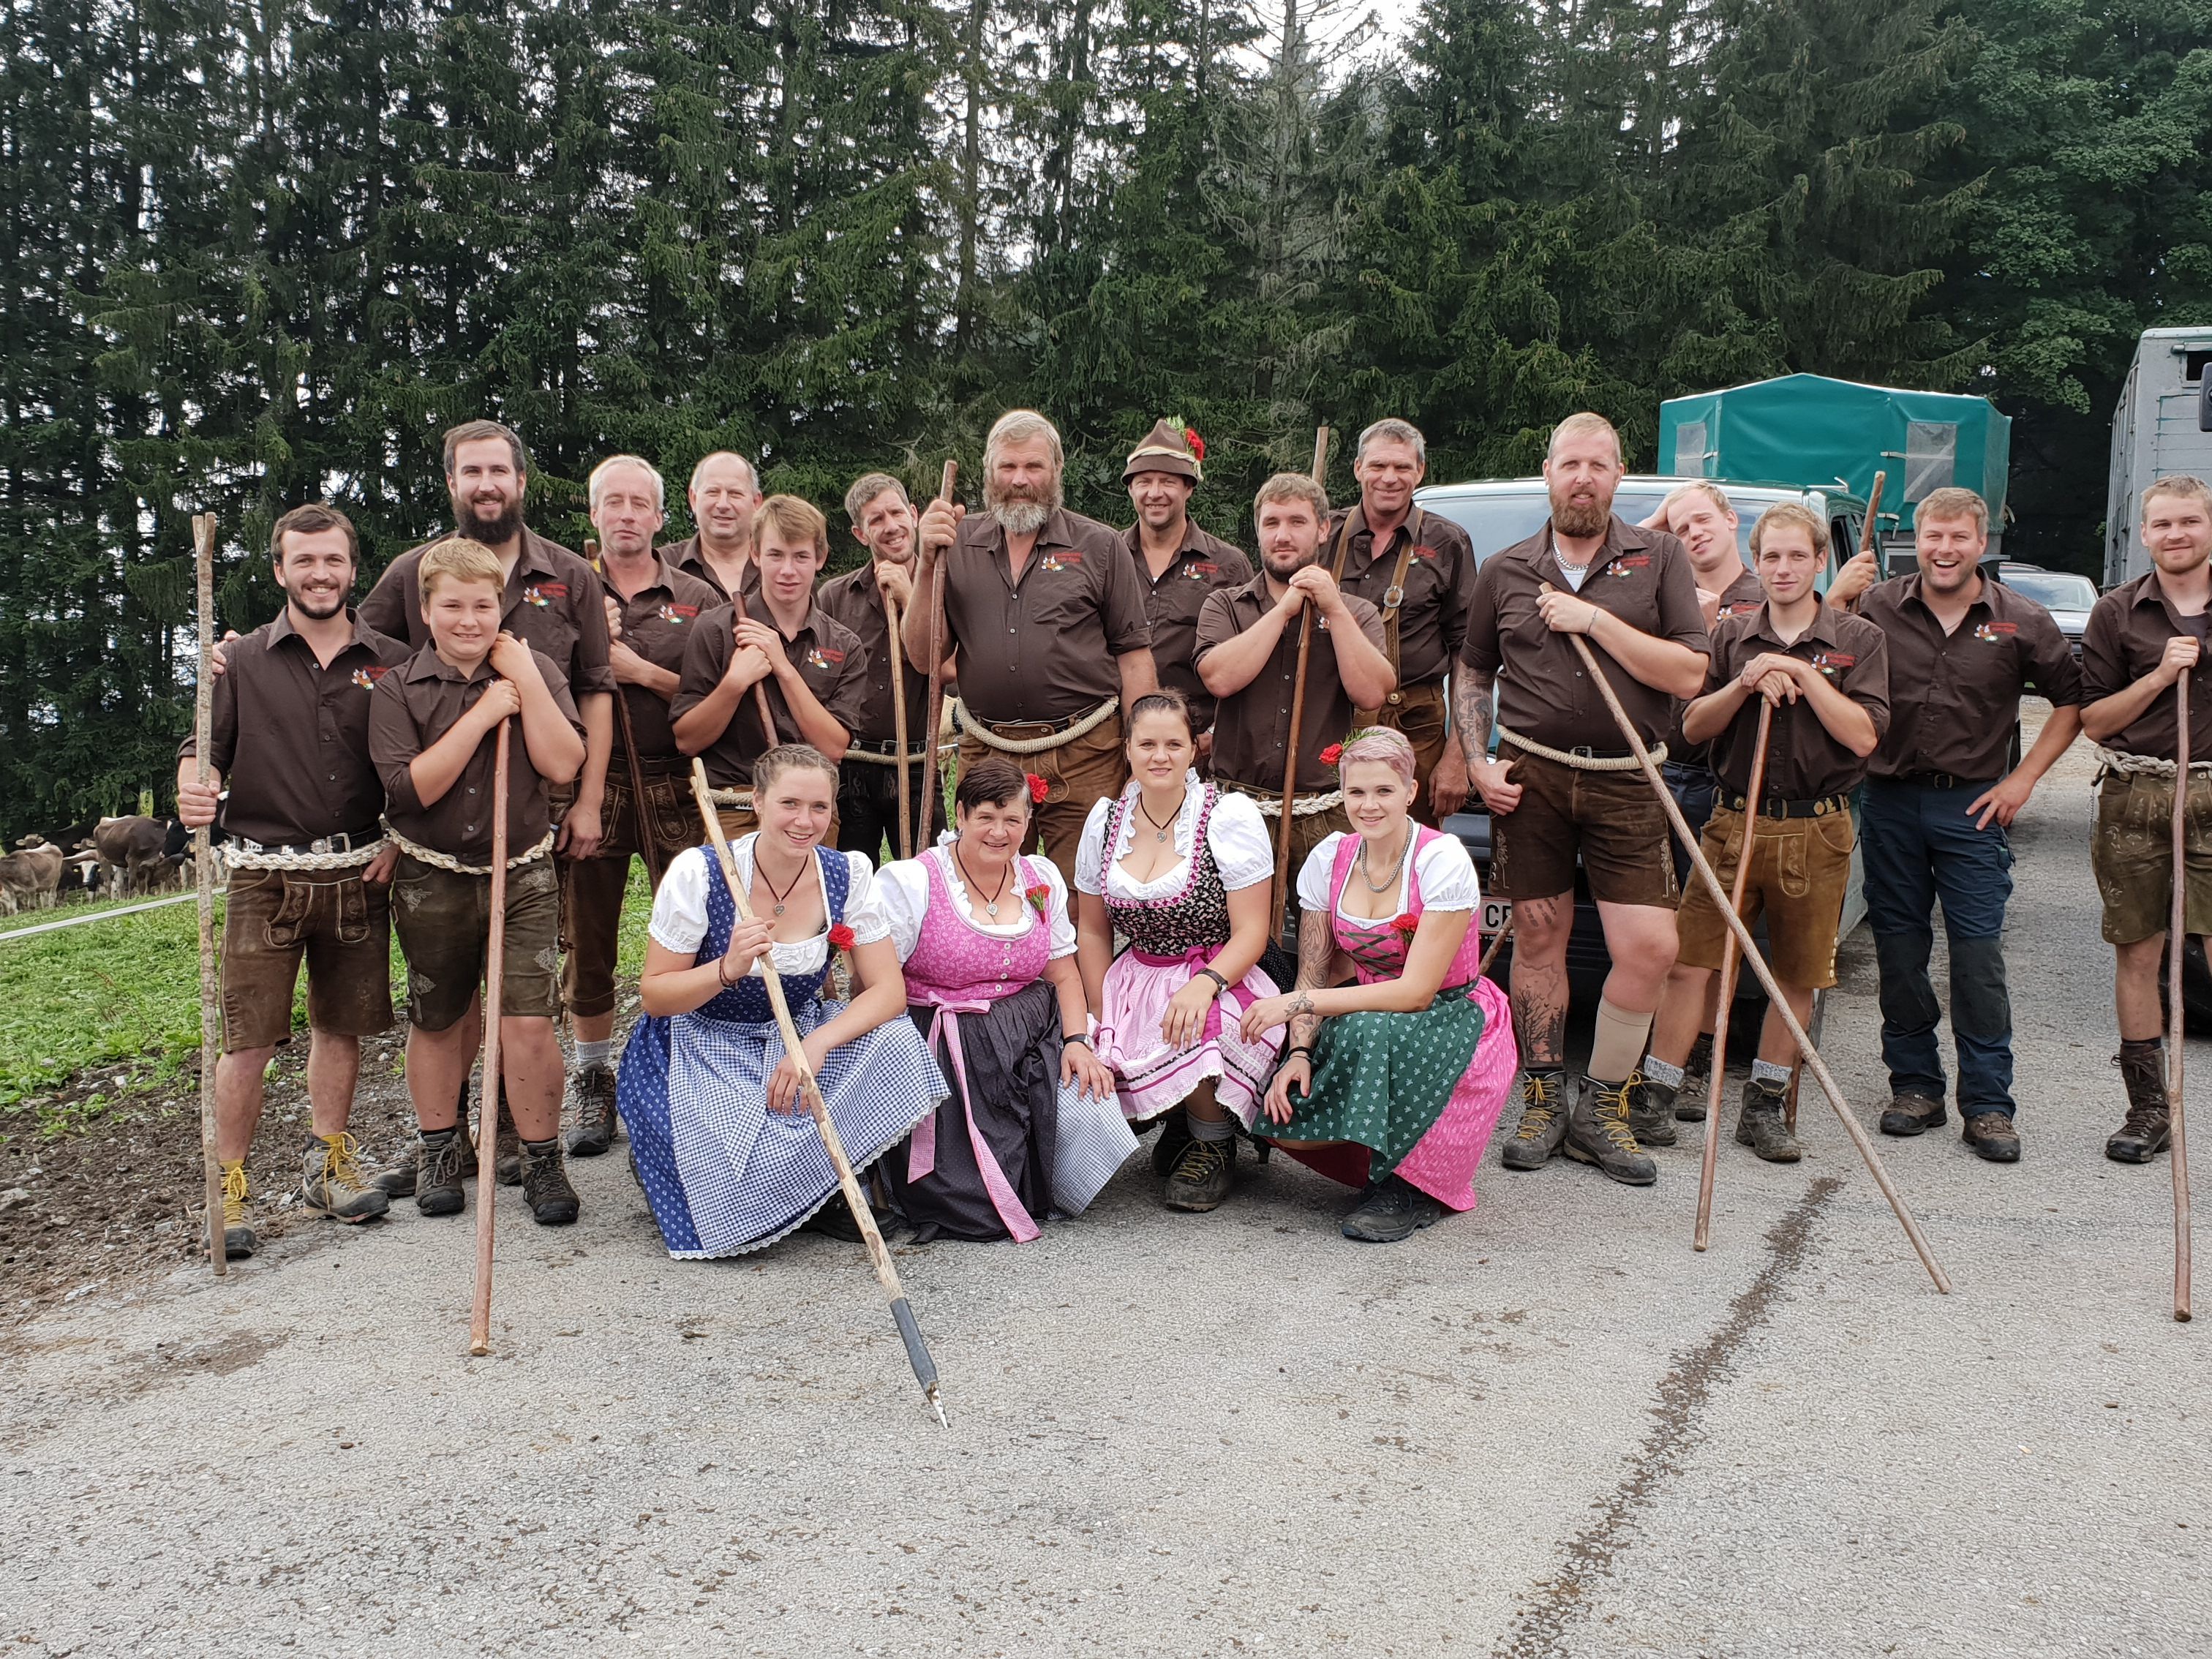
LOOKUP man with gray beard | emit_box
[906,410,1159,883]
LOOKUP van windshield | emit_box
[1420,486,1756,564]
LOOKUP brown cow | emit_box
[0,841,64,914]
[91,816,185,898]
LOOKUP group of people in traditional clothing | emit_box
[175,395,2211,1267]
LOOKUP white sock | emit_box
[1643,1057,1685,1091]
[1189,1113,1235,1143]
[576,1038,613,1070]
[1751,1059,1793,1089]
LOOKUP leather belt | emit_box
[847,735,919,759]
[1889,771,1985,791]
[230,827,381,858]
[1722,791,1849,820]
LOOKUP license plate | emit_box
[1481,898,1512,934]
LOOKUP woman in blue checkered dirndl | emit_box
[617,747,944,1257]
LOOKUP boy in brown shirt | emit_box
[369,538,587,1224]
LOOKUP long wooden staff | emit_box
[190,513,225,1276]
[1272,427,1332,924]
[1859,470,1886,573]
[688,760,949,1419]
[1696,699,1772,1252]
[1477,912,1515,982]
[919,460,960,857]
[468,719,513,1357]
[886,592,914,862]
[726,586,780,754]
[587,539,667,887]
[2170,670,2194,1322]
[1543,585,1951,1293]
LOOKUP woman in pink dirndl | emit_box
[1241,727,1518,1241]
[1075,693,1284,1212]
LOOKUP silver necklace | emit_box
[1358,827,1410,894]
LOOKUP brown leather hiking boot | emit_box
[2107,1048,2172,1163]
[1565,1076,1657,1185]
[1163,1135,1236,1211]
[1500,1071,1570,1170]
[1879,1092,1946,1137]
[1961,1111,2021,1163]
[519,1139,580,1225]
[301,1134,391,1223]
[564,1064,620,1157]
[204,1162,257,1260]
[1734,1078,1802,1162]
[1628,1074,1679,1147]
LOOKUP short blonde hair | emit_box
[416,536,505,602]
[985,410,1065,473]
[1917,486,1989,535]
[1663,481,1733,519]
[753,494,829,560]
[1750,501,1829,561]
[2144,475,2212,516]
[1547,412,1624,464]
[1254,472,1330,522]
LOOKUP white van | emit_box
[2105,328,2212,587]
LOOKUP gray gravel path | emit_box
[3,716,2205,1657]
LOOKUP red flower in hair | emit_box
[1182,424,1206,464]
[1389,913,1419,936]
[1026,772,1049,804]
[1319,742,1344,767]
[827,922,856,951]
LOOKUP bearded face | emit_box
[450,476,523,546]
[1549,475,1613,538]
[985,437,1064,537]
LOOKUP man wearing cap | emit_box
[1323,418,1480,824]
[1120,419,1253,765]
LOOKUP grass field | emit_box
[0,862,657,1111]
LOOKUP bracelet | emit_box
[1287,1044,1315,1059]
[718,957,742,988]
[1063,1032,1091,1047]
[1197,966,1230,996]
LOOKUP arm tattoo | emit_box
[1453,669,1494,767]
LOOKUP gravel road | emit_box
[2,715,2205,1657]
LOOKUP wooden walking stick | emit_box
[688,759,949,1419]
[886,592,914,862]
[1696,699,1772,1252]
[588,540,668,887]
[726,588,781,755]
[1477,911,1516,982]
[919,460,960,856]
[189,513,226,1277]
[1543,586,1952,1293]
[2170,669,2194,1322]
[1272,426,1332,925]
[468,718,514,1357]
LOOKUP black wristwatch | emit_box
[1064,1032,1092,1047]
[1197,966,1230,996]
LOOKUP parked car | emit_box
[1994,562,2096,658]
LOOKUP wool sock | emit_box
[521,1136,560,1160]
[1751,1058,1794,1089]
[1189,1112,1235,1143]
[1641,1057,1685,1091]
[575,1038,613,1069]
[2121,1036,2164,1063]
[1589,998,1654,1085]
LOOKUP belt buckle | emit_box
[1570,745,1598,761]
[309,835,334,854]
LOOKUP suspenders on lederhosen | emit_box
[1330,504,1426,726]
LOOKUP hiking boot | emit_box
[2107,1048,2172,1163]
[564,1064,620,1157]
[493,1088,522,1186]
[1961,1111,2021,1164]
[414,1129,469,1217]
[1734,1078,1802,1162]
[205,1162,257,1260]
[1879,1092,1946,1136]
[519,1140,580,1226]
[1565,1075,1658,1186]
[1628,1074,1679,1147]
[1678,1033,1713,1120]
[301,1134,391,1223]
[802,1193,867,1241]
[1339,1175,1442,1242]
[1500,1071,1571,1171]
[1148,1107,1194,1177]
[374,1080,475,1197]
[1163,1135,1235,1211]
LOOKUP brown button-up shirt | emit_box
[663,534,763,605]
[2082,571,2212,763]
[1701,603,1891,800]
[815,562,930,745]
[1121,518,1253,731]
[369,645,584,862]
[1862,573,2084,780]
[1196,575,1387,794]
[1324,504,1479,688]
[1669,568,1768,766]
[596,553,723,767]
[936,507,1153,725]
[178,611,412,846]
[1461,517,1710,753]
[359,527,616,698]
[671,601,871,789]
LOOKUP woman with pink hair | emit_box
[1239,727,1517,1240]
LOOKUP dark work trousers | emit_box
[836,756,946,862]
[1663,760,1720,888]
[1859,776,2017,1118]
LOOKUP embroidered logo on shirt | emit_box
[1188,562,1219,579]
[805,645,847,672]
[1608,554,1652,577]
[1973,620,2018,643]
[350,666,391,691]
[1412,544,1439,561]
[1040,549,1084,573]
[1810,650,1856,679]
[657,602,699,625]
[522,582,569,608]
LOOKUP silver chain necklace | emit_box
[1358,826,1410,895]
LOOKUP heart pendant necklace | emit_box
[1137,793,1178,846]
[954,847,1012,919]
[759,854,811,919]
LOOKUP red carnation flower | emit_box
[827,922,856,951]
[1026,772,1049,804]
[1184,424,1206,463]
[1319,742,1344,767]
[1025,883,1051,914]
[1389,913,1419,936]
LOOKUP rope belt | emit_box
[952,696,1119,755]
[2094,745,2212,780]
[1497,725,1667,772]
[704,789,755,812]
[222,840,384,873]
[841,740,959,766]
[1223,782,1346,818]
[382,821,555,876]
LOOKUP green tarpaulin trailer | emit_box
[1658,374,2011,549]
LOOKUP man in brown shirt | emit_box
[906,409,1159,884]
[367,538,587,1226]
[1120,418,1253,750]
[1837,486,2085,1165]
[665,451,764,602]
[1633,504,1889,1162]
[358,419,615,862]
[1455,412,1710,1187]
[1325,420,1480,824]
[2082,475,2212,1165]
[1197,474,1393,917]
[674,494,870,839]
[818,472,952,858]
[560,456,723,1156]
[173,504,408,1257]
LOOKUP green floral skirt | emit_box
[1276,988,1488,1173]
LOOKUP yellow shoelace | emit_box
[1516,1075,1562,1132]
[221,1162,249,1226]
[1591,1077,1642,1149]
[319,1132,364,1191]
